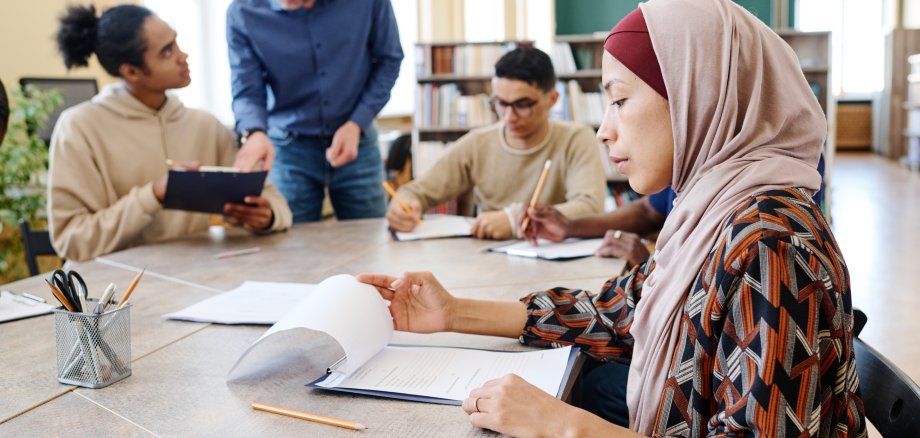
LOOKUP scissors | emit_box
[51,269,88,313]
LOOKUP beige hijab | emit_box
[625,0,825,433]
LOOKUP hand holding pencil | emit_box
[519,160,552,235]
[382,181,423,231]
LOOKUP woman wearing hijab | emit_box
[358,0,866,435]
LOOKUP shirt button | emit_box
[319,70,326,77]
[323,100,329,105]
[315,43,322,49]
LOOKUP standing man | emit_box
[227,0,403,222]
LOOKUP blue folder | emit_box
[306,346,582,405]
[163,169,267,214]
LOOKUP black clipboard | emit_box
[163,169,268,214]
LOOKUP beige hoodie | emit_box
[48,83,292,261]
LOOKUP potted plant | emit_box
[0,84,62,282]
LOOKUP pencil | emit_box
[116,268,145,308]
[45,279,76,312]
[381,181,421,224]
[252,402,366,431]
[214,247,261,259]
[520,159,552,234]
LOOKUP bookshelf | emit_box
[774,30,835,213]
[551,34,633,210]
[903,54,920,170]
[412,40,533,215]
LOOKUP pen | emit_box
[381,181,422,224]
[214,247,261,259]
[95,283,117,314]
[20,292,46,303]
[116,268,145,308]
[520,159,552,234]
[252,402,366,431]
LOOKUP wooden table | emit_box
[0,219,623,436]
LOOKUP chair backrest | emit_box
[18,77,98,146]
[853,309,920,436]
[18,219,58,277]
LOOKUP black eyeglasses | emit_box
[490,96,542,118]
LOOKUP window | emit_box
[797,0,884,97]
[145,0,416,123]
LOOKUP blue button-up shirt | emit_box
[227,0,403,137]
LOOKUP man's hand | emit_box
[223,196,274,231]
[386,198,423,232]
[326,121,361,167]
[470,211,513,240]
[233,131,274,171]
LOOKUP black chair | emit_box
[19,219,58,277]
[852,309,920,436]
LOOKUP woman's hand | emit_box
[520,204,570,244]
[595,229,650,266]
[462,374,574,437]
[356,271,455,333]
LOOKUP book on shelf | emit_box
[417,42,523,76]
[416,83,495,129]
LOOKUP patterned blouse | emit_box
[520,188,866,437]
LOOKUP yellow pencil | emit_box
[116,268,145,308]
[520,159,552,234]
[252,402,366,431]
[45,279,76,312]
[381,181,422,224]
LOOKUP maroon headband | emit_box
[604,8,668,100]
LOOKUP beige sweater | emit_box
[399,120,606,221]
[48,84,292,261]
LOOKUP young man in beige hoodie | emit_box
[387,48,606,240]
[49,5,292,261]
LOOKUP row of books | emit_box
[550,81,605,126]
[415,83,498,129]
[416,80,604,129]
[550,42,602,73]
[415,43,520,77]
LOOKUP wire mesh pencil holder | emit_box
[53,299,132,388]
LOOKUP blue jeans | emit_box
[268,125,387,223]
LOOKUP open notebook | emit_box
[489,238,604,260]
[227,275,578,405]
[392,214,473,241]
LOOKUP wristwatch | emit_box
[240,128,265,144]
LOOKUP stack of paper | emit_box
[164,281,316,324]
[0,290,54,323]
[393,214,473,241]
[489,238,605,260]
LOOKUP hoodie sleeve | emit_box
[47,111,163,262]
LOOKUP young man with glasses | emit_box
[387,47,606,240]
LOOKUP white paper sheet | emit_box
[164,281,316,324]
[489,238,605,260]
[0,290,54,323]
[228,275,393,377]
[393,215,473,241]
[316,345,572,402]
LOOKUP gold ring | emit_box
[473,396,481,413]
[613,230,622,239]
